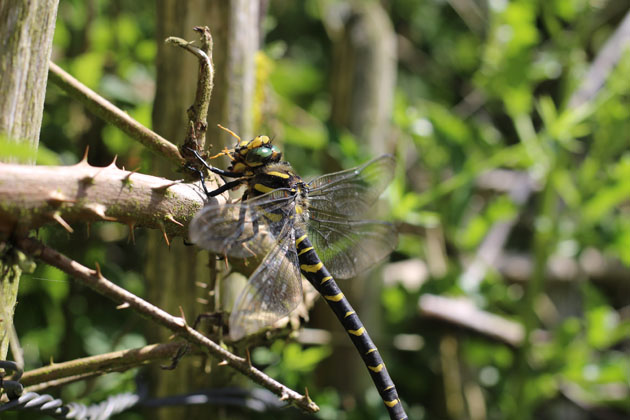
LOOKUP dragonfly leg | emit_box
[185,164,211,196]
[206,179,243,198]
[161,342,190,370]
[163,312,226,370]
[184,146,242,178]
[219,191,257,252]
[186,164,243,198]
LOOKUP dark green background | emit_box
[8,1,630,419]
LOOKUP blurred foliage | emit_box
[6,0,630,419]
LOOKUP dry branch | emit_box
[419,294,525,347]
[166,27,214,155]
[18,342,181,389]
[15,237,319,414]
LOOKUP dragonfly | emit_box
[188,128,407,420]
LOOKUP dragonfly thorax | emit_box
[247,162,304,198]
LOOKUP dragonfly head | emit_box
[231,135,282,170]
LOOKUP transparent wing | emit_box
[307,213,398,279]
[189,189,297,258]
[228,224,302,340]
[307,154,396,218]
[306,155,397,278]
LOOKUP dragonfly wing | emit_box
[307,214,398,279]
[229,224,303,340]
[307,155,395,218]
[189,189,296,258]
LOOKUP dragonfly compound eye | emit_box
[246,146,273,163]
[245,144,282,165]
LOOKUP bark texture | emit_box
[0,0,59,159]
[0,0,59,360]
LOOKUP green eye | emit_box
[247,147,272,163]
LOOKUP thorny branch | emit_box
[0,158,208,239]
[15,238,319,414]
[0,343,182,400]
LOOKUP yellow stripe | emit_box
[262,211,282,222]
[344,310,354,317]
[384,385,394,391]
[368,363,384,373]
[300,262,323,272]
[384,399,400,408]
[297,246,313,256]
[295,204,303,214]
[348,327,365,336]
[295,234,307,246]
[267,171,290,179]
[365,348,377,354]
[254,183,274,193]
[321,276,333,284]
[324,293,344,302]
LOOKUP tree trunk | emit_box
[145,1,258,418]
[0,0,59,360]
[328,1,397,154]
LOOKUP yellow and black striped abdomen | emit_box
[294,229,407,420]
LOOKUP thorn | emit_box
[165,214,184,227]
[117,302,130,309]
[151,179,183,192]
[217,360,228,366]
[158,222,170,247]
[94,261,103,279]
[108,155,118,168]
[85,203,116,221]
[80,146,90,164]
[47,191,76,206]
[52,212,74,233]
[279,392,290,402]
[195,281,208,288]
[304,387,311,402]
[245,348,252,368]
[178,306,187,324]
[196,297,209,305]
[127,223,136,244]
[223,254,229,271]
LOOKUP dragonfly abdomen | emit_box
[294,230,407,420]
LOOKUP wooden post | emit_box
[0,0,59,360]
